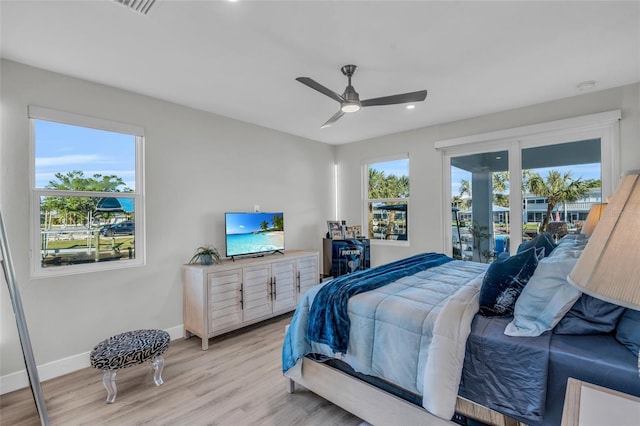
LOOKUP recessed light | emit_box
[577,80,596,91]
[406,105,415,110]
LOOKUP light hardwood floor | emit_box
[0,314,363,426]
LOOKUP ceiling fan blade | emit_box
[296,77,345,103]
[361,90,427,107]
[320,110,345,128]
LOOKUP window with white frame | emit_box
[438,111,620,261]
[364,156,409,242]
[29,106,145,277]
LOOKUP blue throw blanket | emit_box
[307,252,453,354]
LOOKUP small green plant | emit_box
[189,245,221,265]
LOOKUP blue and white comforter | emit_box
[282,257,487,420]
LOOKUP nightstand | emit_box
[561,378,640,426]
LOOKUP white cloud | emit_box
[36,154,103,167]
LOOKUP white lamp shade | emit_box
[581,203,607,236]
[568,173,640,310]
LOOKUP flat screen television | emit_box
[225,212,285,258]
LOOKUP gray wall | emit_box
[336,83,640,266]
[0,60,335,379]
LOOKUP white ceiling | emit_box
[1,1,639,145]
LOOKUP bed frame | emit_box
[285,357,522,426]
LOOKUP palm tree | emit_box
[525,170,591,232]
[492,172,510,207]
[458,179,471,210]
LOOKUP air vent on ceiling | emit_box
[113,0,157,15]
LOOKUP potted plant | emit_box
[189,245,221,265]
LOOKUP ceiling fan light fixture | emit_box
[296,64,427,127]
[341,103,361,113]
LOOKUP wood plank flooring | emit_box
[0,314,362,426]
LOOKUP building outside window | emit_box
[29,106,145,277]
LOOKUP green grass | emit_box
[43,235,134,250]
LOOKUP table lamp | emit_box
[568,171,640,376]
[580,203,607,236]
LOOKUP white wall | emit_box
[0,59,335,389]
[337,83,640,267]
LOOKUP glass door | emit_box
[521,139,602,243]
[450,150,509,262]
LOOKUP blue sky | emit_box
[225,212,283,235]
[451,163,601,196]
[35,120,136,189]
[371,158,599,197]
[370,158,409,178]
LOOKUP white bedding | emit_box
[282,259,487,420]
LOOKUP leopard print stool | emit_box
[90,329,170,403]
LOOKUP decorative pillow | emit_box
[615,309,640,357]
[504,252,581,337]
[479,246,541,317]
[517,232,557,258]
[554,294,626,334]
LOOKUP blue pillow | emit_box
[615,309,640,356]
[517,232,556,257]
[479,246,541,317]
[554,294,625,334]
[504,252,581,337]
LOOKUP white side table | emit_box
[561,378,640,426]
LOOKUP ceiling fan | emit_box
[296,65,427,128]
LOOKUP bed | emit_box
[282,238,640,426]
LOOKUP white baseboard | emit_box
[0,325,184,395]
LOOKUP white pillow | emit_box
[504,251,581,337]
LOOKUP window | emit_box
[29,106,145,277]
[521,140,602,233]
[450,150,509,262]
[364,156,409,242]
[439,111,620,261]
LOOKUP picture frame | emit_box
[327,220,343,239]
[347,225,362,238]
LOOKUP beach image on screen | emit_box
[225,212,284,256]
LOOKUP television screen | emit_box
[225,212,285,257]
